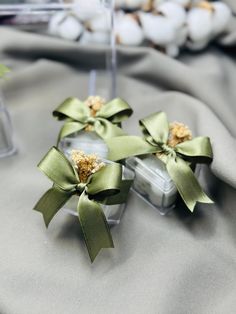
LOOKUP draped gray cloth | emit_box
[0,2,236,313]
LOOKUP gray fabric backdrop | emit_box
[0,2,236,313]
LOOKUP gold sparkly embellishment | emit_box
[168,122,192,147]
[71,150,104,183]
[85,96,106,117]
[84,96,106,131]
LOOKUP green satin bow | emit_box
[34,147,132,262]
[107,112,213,212]
[53,97,133,144]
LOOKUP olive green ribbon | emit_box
[53,97,133,144]
[107,112,214,212]
[34,147,132,262]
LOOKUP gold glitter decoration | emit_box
[84,96,106,131]
[85,96,106,117]
[168,122,192,147]
[71,150,104,183]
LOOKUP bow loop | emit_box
[53,97,133,143]
[87,163,122,199]
[140,112,169,144]
[175,136,213,163]
[38,147,79,191]
[97,98,133,123]
[53,97,90,122]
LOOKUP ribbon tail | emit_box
[166,157,213,212]
[57,121,85,145]
[94,119,127,140]
[33,186,72,227]
[106,136,159,161]
[77,192,114,262]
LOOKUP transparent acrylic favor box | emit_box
[59,130,108,159]
[126,155,178,215]
[63,159,134,225]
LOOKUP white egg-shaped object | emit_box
[186,37,209,51]
[187,7,212,41]
[158,1,187,29]
[139,12,176,45]
[73,0,102,22]
[87,13,111,32]
[212,2,231,35]
[58,15,84,41]
[116,15,144,45]
[48,12,66,36]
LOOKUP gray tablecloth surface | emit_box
[0,3,236,313]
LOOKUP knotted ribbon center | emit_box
[86,116,96,125]
[76,182,87,194]
[161,143,176,158]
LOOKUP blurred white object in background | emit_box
[44,0,232,57]
[187,7,212,42]
[212,2,231,36]
[139,12,175,45]
[187,1,232,51]
[49,11,84,40]
[115,12,144,45]
[158,1,186,29]
[87,12,111,32]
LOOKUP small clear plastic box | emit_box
[59,130,108,159]
[63,159,134,225]
[126,154,178,215]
